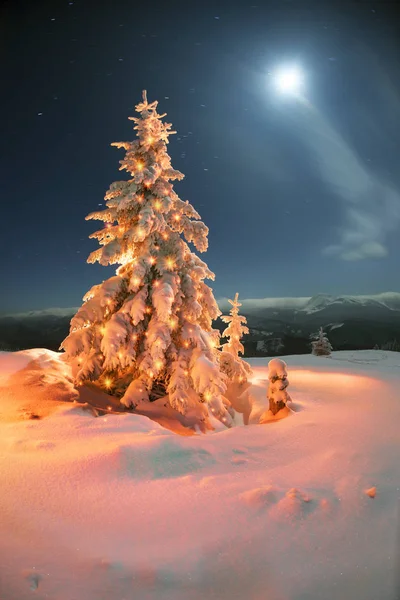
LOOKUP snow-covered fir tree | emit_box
[260,358,292,421]
[61,91,233,428]
[311,327,332,356]
[219,293,252,385]
[221,293,248,357]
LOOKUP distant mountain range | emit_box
[1,292,400,355]
[217,292,400,355]
[218,292,400,315]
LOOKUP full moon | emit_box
[272,65,304,94]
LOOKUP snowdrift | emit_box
[1,349,400,600]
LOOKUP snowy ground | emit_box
[1,349,400,600]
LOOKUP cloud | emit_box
[293,94,400,260]
[329,242,387,262]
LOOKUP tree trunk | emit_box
[268,395,286,415]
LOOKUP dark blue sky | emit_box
[2,0,400,314]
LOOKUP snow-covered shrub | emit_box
[260,358,292,422]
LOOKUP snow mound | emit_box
[1,349,400,600]
[0,349,78,422]
[269,487,314,522]
[239,484,279,508]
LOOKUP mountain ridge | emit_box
[1,293,400,355]
[3,292,400,320]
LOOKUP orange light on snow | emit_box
[288,370,378,389]
[249,368,379,390]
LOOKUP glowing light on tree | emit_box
[61,91,232,428]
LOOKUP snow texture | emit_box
[1,349,400,600]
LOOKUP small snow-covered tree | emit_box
[61,91,233,428]
[311,327,332,356]
[221,293,248,357]
[219,293,252,384]
[260,358,292,422]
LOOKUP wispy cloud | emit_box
[296,100,400,260]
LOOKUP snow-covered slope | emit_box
[217,296,311,312]
[217,292,400,315]
[301,292,400,315]
[1,349,400,600]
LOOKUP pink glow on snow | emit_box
[0,349,399,599]
[249,367,379,398]
[288,369,379,388]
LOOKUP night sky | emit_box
[2,0,400,314]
